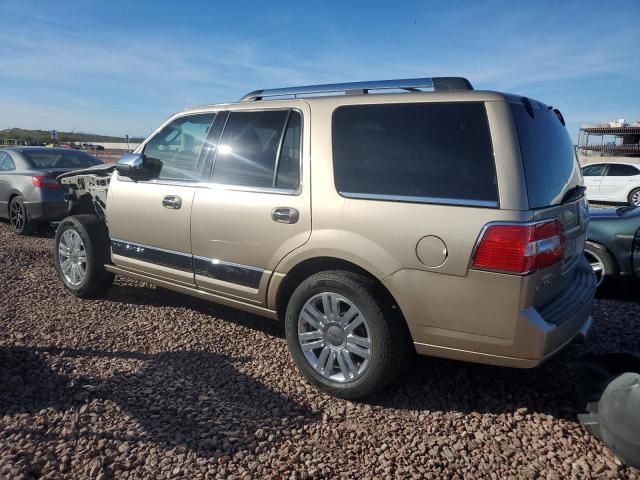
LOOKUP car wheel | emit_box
[9,196,36,235]
[285,270,411,399]
[629,188,640,207]
[584,242,618,289]
[54,214,115,298]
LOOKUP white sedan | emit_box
[581,162,640,207]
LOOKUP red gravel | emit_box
[0,221,639,479]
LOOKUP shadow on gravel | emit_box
[0,345,316,457]
[104,282,286,339]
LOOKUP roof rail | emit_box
[239,77,473,102]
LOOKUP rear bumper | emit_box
[386,258,597,368]
[23,201,68,222]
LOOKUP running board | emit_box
[104,264,279,320]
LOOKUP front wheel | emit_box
[284,270,411,399]
[54,215,114,298]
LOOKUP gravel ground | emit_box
[1,221,639,479]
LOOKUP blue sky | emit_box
[0,0,638,141]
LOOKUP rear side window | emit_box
[332,102,498,206]
[606,164,640,177]
[22,150,101,169]
[0,152,15,171]
[510,102,580,208]
[213,110,301,190]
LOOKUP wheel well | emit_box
[274,257,408,328]
[7,193,19,216]
[585,240,619,274]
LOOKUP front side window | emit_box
[212,110,301,189]
[332,102,497,205]
[144,113,215,181]
[581,164,606,176]
[606,164,640,177]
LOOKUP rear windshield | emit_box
[510,102,581,208]
[23,150,101,170]
[332,102,498,206]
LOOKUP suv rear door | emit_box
[190,103,311,305]
[510,100,589,306]
[106,112,217,286]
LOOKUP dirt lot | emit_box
[0,221,639,479]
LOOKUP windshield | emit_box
[22,150,102,170]
[511,101,582,208]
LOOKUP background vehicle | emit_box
[54,77,595,399]
[582,162,640,207]
[585,206,640,288]
[0,147,101,234]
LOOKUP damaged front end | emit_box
[56,164,115,220]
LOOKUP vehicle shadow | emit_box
[104,280,286,339]
[0,345,316,459]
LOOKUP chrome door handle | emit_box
[271,207,299,224]
[162,195,182,209]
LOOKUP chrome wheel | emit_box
[585,251,605,287]
[9,199,25,231]
[58,229,87,287]
[631,190,640,207]
[298,292,372,383]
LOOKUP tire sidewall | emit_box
[285,274,390,397]
[54,218,98,295]
[629,188,640,207]
[9,196,30,235]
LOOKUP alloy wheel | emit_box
[631,190,640,207]
[585,251,605,287]
[58,229,87,287]
[298,292,372,383]
[9,200,25,231]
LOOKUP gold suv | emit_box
[54,77,596,399]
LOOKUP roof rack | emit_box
[239,77,473,102]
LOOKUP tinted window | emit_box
[213,110,290,188]
[22,150,101,169]
[144,113,215,181]
[581,164,606,176]
[511,102,580,208]
[606,164,640,177]
[332,102,497,204]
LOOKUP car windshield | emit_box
[616,206,640,217]
[22,150,101,169]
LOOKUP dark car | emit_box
[585,206,640,288]
[0,147,102,234]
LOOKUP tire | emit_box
[284,270,411,399]
[628,188,640,207]
[9,196,37,235]
[584,241,618,290]
[54,214,115,298]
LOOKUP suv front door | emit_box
[106,112,217,286]
[190,104,311,305]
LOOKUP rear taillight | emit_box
[32,176,62,189]
[472,220,565,275]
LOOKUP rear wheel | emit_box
[54,215,114,297]
[584,242,617,290]
[285,270,411,399]
[9,196,36,235]
[628,188,640,207]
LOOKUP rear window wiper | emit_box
[561,185,586,204]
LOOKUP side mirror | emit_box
[115,153,159,180]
